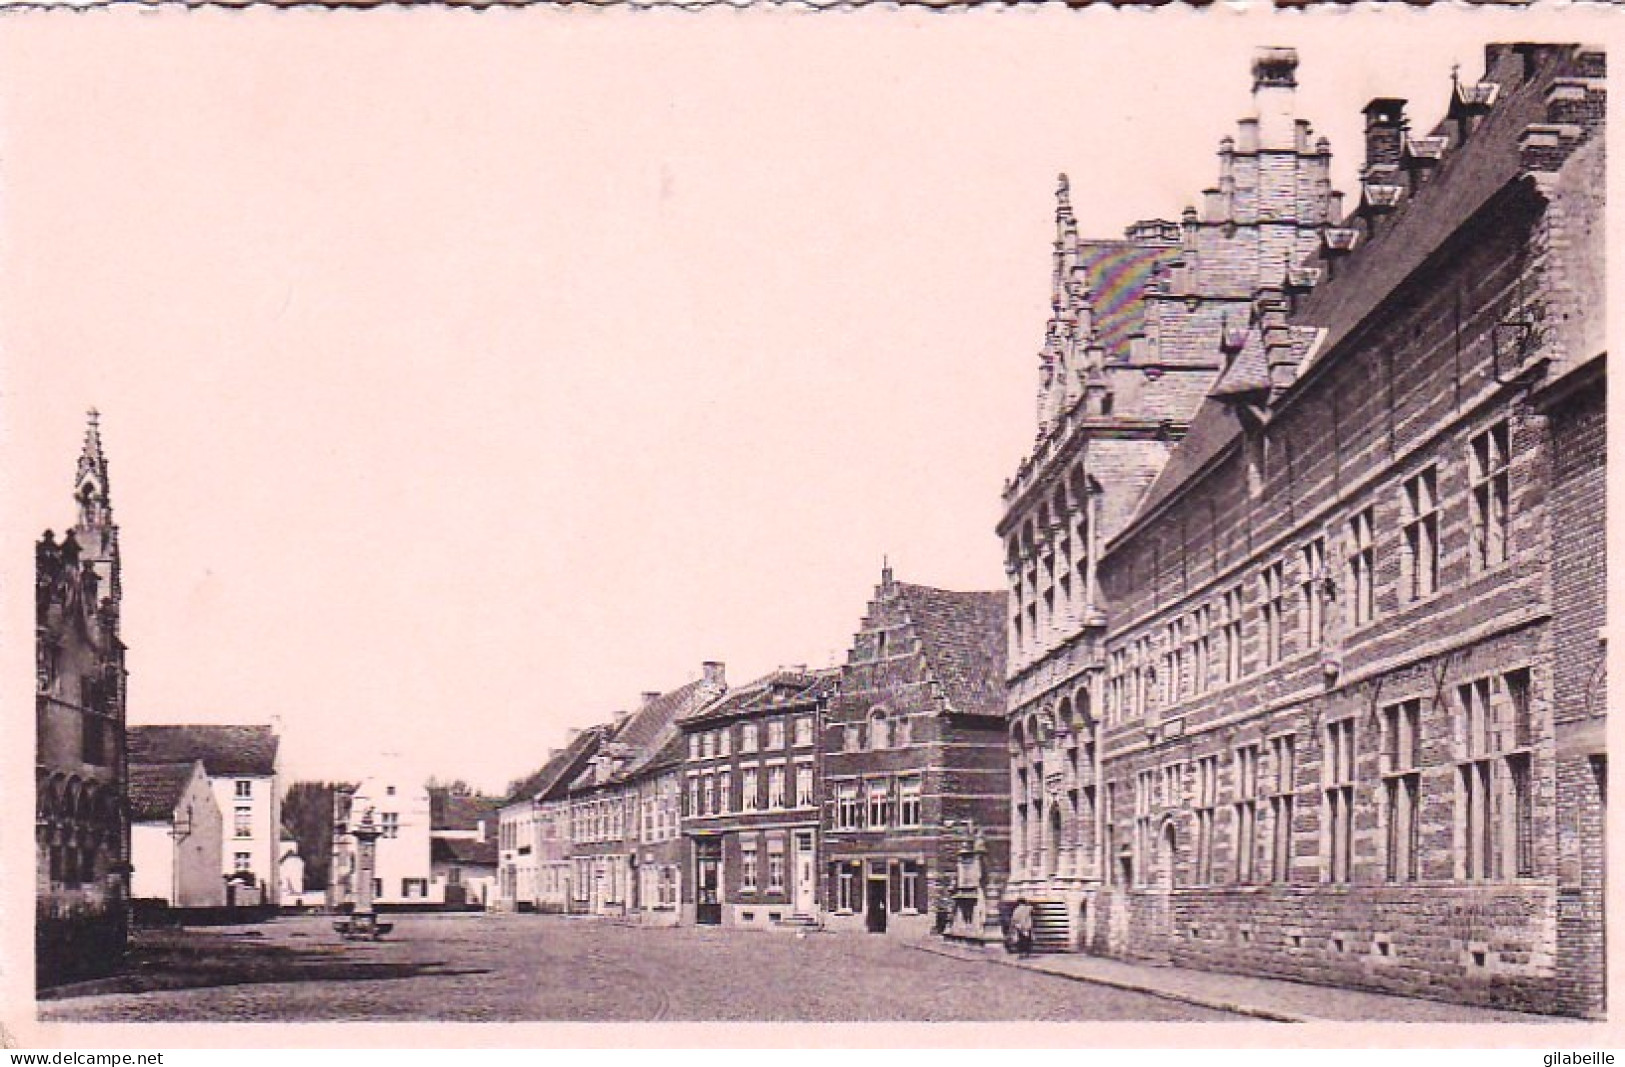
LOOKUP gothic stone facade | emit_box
[1003,44,1607,1019]
[36,413,130,986]
[821,570,1009,939]
[1002,47,1339,941]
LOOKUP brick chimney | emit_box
[702,661,726,688]
[641,691,661,707]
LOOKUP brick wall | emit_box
[1547,373,1606,1018]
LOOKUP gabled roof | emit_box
[128,761,202,822]
[431,836,498,867]
[894,584,1008,720]
[569,676,727,792]
[638,730,690,778]
[502,724,608,807]
[1207,333,1271,401]
[611,678,719,783]
[129,724,279,778]
[430,791,504,832]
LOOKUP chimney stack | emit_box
[702,661,726,688]
[1252,47,1299,151]
[641,691,661,707]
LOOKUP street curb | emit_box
[907,940,1311,1023]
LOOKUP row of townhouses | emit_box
[491,43,1606,1020]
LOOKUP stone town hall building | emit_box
[1000,45,1605,1018]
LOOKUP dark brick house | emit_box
[1001,44,1606,1018]
[821,568,1008,939]
[36,412,130,986]
[679,668,838,928]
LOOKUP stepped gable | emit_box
[127,761,199,822]
[1114,43,1601,543]
[128,724,278,778]
[894,583,1008,719]
[1024,47,1338,453]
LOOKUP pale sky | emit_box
[0,7,1558,793]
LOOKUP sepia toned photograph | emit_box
[5,5,1611,1040]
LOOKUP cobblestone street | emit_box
[39,914,1238,1022]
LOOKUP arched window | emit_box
[868,709,890,750]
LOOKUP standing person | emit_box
[1009,898,1035,958]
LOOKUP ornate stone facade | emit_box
[1001,44,1607,1018]
[1001,48,1339,943]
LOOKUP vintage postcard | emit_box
[2,0,1619,1049]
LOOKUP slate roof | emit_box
[566,677,727,792]
[895,584,1008,720]
[128,761,200,822]
[1115,396,1244,542]
[1110,45,1588,549]
[128,725,279,778]
[638,730,690,778]
[431,836,498,867]
[502,724,607,807]
[430,791,504,832]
